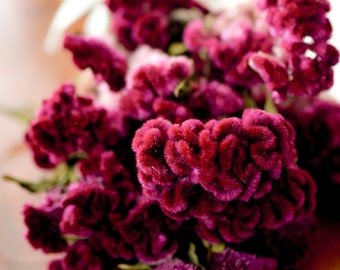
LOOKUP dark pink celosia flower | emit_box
[63,35,127,92]
[78,150,140,212]
[131,11,169,50]
[232,214,318,270]
[60,182,120,236]
[49,241,118,270]
[120,55,194,122]
[194,166,316,243]
[183,14,273,87]
[154,258,200,270]
[118,201,181,263]
[256,0,339,98]
[209,247,277,270]
[183,1,338,99]
[106,0,206,50]
[279,98,340,217]
[188,80,244,118]
[25,84,125,168]
[132,109,297,219]
[23,205,67,253]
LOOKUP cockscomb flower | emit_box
[183,1,339,100]
[209,247,277,270]
[23,191,67,253]
[194,166,316,243]
[154,258,200,270]
[106,0,206,50]
[118,201,182,263]
[25,84,126,168]
[231,214,318,270]
[78,150,140,212]
[63,34,127,92]
[132,109,297,219]
[120,55,194,122]
[49,240,119,270]
[60,181,120,236]
[187,79,244,118]
[279,97,340,217]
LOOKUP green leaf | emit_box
[61,234,87,245]
[174,79,192,98]
[3,161,79,193]
[168,42,187,56]
[241,89,258,109]
[263,88,278,114]
[3,175,53,193]
[0,106,34,124]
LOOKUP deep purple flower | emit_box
[60,182,120,236]
[119,201,181,263]
[64,35,127,91]
[50,241,118,270]
[106,0,206,50]
[195,166,316,243]
[188,80,244,118]
[23,204,67,253]
[132,109,297,219]
[120,55,194,122]
[25,84,125,168]
[154,258,200,270]
[209,247,277,270]
[131,11,169,50]
[279,98,340,217]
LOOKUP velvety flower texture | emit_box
[60,182,120,236]
[25,84,125,168]
[119,201,181,263]
[120,55,194,123]
[154,258,200,270]
[49,240,118,270]
[183,0,339,100]
[209,247,277,270]
[106,0,205,50]
[64,35,127,92]
[195,167,317,243]
[279,98,340,218]
[232,214,318,270]
[23,204,67,253]
[132,108,297,219]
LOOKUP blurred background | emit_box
[0,0,340,269]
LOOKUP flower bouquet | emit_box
[5,0,340,269]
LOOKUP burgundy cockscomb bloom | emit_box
[154,258,200,270]
[132,109,297,219]
[79,150,140,212]
[131,11,169,50]
[60,182,120,236]
[23,205,67,253]
[49,240,118,270]
[120,55,194,122]
[209,247,277,270]
[183,10,273,87]
[64,35,127,91]
[255,0,338,98]
[106,0,206,50]
[119,201,181,263]
[195,166,316,243]
[188,80,244,118]
[25,84,125,168]
[231,215,318,270]
[279,98,340,217]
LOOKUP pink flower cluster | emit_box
[16,0,340,269]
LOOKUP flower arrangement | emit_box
[4,0,340,269]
